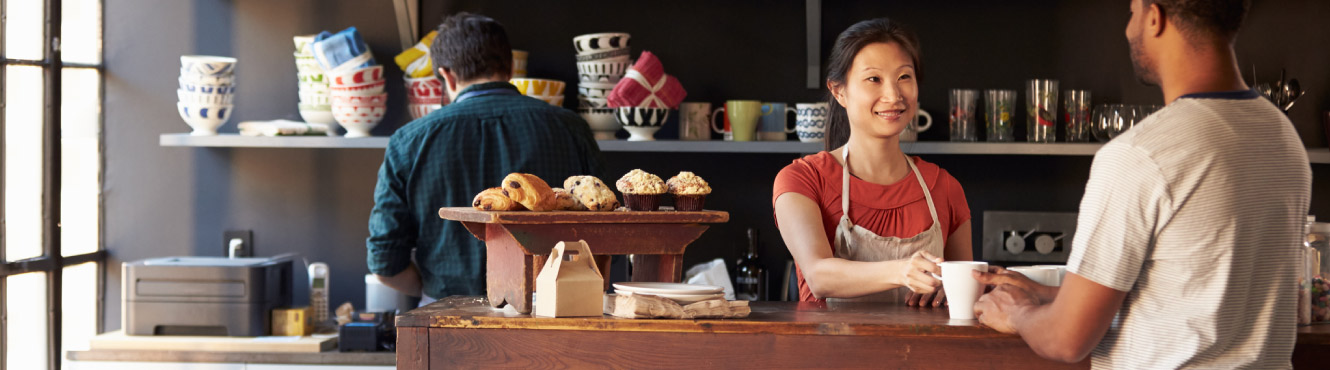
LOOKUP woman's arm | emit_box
[944,220,973,261]
[775,192,939,299]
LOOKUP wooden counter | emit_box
[397,296,1330,369]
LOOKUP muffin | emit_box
[550,187,588,211]
[501,173,556,211]
[563,176,619,211]
[666,171,711,211]
[615,169,666,211]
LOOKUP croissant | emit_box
[501,173,556,211]
[472,187,525,211]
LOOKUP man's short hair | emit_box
[1144,0,1251,40]
[430,12,512,83]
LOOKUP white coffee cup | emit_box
[898,109,933,142]
[938,261,988,320]
[1031,265,1067,286]
[1007,266,1059,287]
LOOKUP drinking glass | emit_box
[1063,90,1091,142]
[1026,80,1059,142]
[984,89,1015,142]
[949,89,979,141]
[1091,104,1112,142]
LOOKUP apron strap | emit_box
[905,156,941,228]
[839,143,941,232]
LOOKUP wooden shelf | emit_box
[159,134,1330,163]
[159,133,389,148]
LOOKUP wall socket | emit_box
[223,230,253,258]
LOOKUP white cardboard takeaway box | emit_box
[533,240,604,317]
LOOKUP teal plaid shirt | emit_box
[366,81,605,299]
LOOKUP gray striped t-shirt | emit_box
[1067,90,1311,369]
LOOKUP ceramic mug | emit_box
[758,102,798,141]
[678,102,712,141]
[938,261,988,320]
[711,100,762,142]
[795,102,829,143]
[898,109,933,142]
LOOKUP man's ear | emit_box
[439,67,458,93]
[1147,3,1166,38]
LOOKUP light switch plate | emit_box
[223,229,253,258]
[982,211,1078,263]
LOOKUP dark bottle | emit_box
[734,228,767,301]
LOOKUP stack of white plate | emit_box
[613,282,723,304]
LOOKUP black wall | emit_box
[104,0,1330,330]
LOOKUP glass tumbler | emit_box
[1091,104,1112,142]
[949,89,979,141]
[984,89,1016,142]
[1026,79,1059,142]
[1063,90,1091,142]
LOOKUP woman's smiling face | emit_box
[830,41,918,141]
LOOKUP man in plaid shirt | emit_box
[367,12,604,304]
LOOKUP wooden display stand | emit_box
[438,207,729,314]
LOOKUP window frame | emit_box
[0,0,108,369]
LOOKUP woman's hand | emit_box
[906,285,947,307]
[900,250,943,295]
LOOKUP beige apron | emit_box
[828,143,945,303]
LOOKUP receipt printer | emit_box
[123,256,292,336]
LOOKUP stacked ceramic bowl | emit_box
[510,78,566,106]
[177,55,237,136]
[293,36,334,127]
[328,65,387,138]
[405,76,445,119]
[573,32,631,140]
[616,106,670,141]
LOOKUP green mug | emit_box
[711,100,762,141]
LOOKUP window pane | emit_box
[7,272,50,370]
[4,0,46,60]
[62,68,101,256]
[5,65,47,261]
[62,262,98,366]
[61,0,102,64]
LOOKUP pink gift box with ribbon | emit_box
[607,51,687,109]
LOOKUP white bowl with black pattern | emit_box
[572,32,631,56]
[615,107,670,141]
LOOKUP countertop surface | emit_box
[67,348,395,365]
[399,296,1330,343]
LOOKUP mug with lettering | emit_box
[898,109,933,142]
[711,100,762,142]
[758,102,798,141]
[795,102,829,143]
[678,102,712,141]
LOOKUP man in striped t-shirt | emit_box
[972,0,1311,369]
